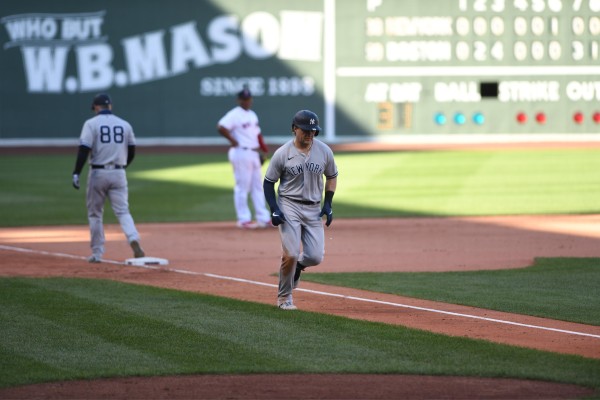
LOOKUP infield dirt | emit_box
[1,216,599,399]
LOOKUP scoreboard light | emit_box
[594,112,600,124]
[453,112,466,125]
[434,112,447,125]
[472,112,485,125]
[516,112,527,124]
[535,112,547,124]
[573,112,584,124]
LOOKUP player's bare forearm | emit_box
[325,177,337,194]
[217,125,238,147]
[257,133,268,153]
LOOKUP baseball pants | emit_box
[277,198,325,301]
[86,169,140,257]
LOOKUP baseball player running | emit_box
[263,110,338,310]
[71,93,145,263]
[217,88,271,229]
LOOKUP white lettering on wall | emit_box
[364,82,422,102]
[242,12,280,59]
[62,17,103,40]
[21,46,68,92]
[498,81,560,102]
[5,18,58,41]
[208,15,242,64]
[565,81,600,101]
[3,12,107,47]
[279,11,322,61]
[199,76,316,97]
[389,82,422,102]
[170,22,211,74]
[385,17,453,37]
[122,31,169,85]
[76,44,113,91]
[385,41,452,62]
[435,82,481,102]
[1,10,324,93]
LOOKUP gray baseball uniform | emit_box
[75,106,142,260]
[264,138,338,304]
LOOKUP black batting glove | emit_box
[320,190,334,227]
[319,204,333,227]
[263,179,285,225]
[271,208,286,226]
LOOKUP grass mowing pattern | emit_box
[302,258,600,326]
[2,149,600,395]
[1,149,600,226]
[0,277,599,391]
[335,149,600,216]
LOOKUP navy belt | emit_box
[91,164,124,169]
[284,197,319,206]
[240,147,259,151]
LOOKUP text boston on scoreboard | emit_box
[335,0,600,135]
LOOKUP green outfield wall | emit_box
[1,0,599,142]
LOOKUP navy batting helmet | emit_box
[292,109,320,136]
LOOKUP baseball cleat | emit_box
[87,255,101,263]
[278,301,298,310]
[236,221,258,229]
[293,262,306,288]
[277,295,297,310]
[130,240,145,258]
[255,220,274,228]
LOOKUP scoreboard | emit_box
[334,0,600,135]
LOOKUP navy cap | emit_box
[237,88,252,99]
[91,93,111,110]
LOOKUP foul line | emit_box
[2,244,599,340]
[202,272,600,340]
[0,244,122,265]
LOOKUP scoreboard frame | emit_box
[326,0,600,139]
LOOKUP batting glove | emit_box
[319,204,333,227]
[271,208,286,226]
[72,174,80,190]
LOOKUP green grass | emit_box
[0,153,234,226]
[301,257,600,326]
[1,149,600,226]
[1,277,599,392]
[336,149,600,216]
[2,148,600,396]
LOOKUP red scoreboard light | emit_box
[573,112,584,124]
[535,112,546,124]
[594,112,600,124]
[516,112,527,124]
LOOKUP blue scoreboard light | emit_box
[334,0,600,135]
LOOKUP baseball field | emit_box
[1,142,599,399]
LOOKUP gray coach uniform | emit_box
[264,110,338,310]
[72,93,144,263]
